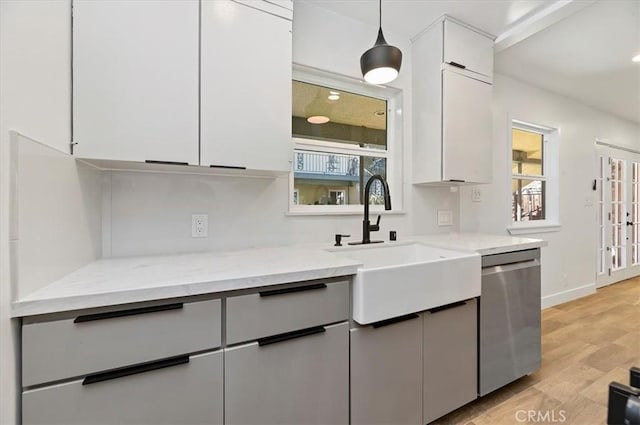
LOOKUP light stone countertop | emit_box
[12,245,361,318]
[12,233,546,318]
[412,232,547,256]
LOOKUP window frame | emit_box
[288,65,403,215]
[507,119,561,235]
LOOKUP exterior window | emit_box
[508,120,559,234]
[290,72,400,213]
[512,127,545,221]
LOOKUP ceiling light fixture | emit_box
[633,54,640,63]
[360,0,402,85]
[307,115,330,124]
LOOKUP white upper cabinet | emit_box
[443,20,494,78]
[200,0,293,172]
[442,70,492,183]
[412,16,494,184]
[72,0,199,165]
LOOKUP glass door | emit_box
[596,145,640,287]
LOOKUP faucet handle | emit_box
[370,215,381,232]
[334,234,351,247]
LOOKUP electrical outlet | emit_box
[437,210,453,226]
[471,188,482,203]
[191,214,208,238]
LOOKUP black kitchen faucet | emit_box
[349,174,391,245]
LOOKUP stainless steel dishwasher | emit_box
[479,248,541,396]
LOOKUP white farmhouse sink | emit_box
[329,242,480,324]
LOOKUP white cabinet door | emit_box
[442,70,492,183]
[201,0,292,172]
[73,0,199,164]
[444,20,494,78]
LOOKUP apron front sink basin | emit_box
[329,242,480,324]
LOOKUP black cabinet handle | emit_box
[447,61,466,69]
[259,283,327,297]
[448,179,465,183]
[371,313,420,328]
[258,326,326,347]
[145,160,189,166]
[209,164,247,170]
[429,301,467,314]
[82,355,189,385]
[74,303,183,323]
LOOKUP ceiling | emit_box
[292,80,387,129]
[495,0,640,124]
[300,0,554,40]
[301,0,640,124]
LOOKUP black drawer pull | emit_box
[372,313,420,328]
[258,326,326,347]
[429,301,467,314]
[448,179,465,183]
[447,61,466,69]
[209,164,247,170]
[145,160,189,166]
[259,283,327,297]
[82,355,189,385]
[74,303,183,323]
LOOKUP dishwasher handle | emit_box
[482,259,539,276]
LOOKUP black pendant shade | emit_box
[360,0,402,85]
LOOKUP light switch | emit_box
[437,210,453,226]
[471,188,482,203]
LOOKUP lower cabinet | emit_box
[225,322,349,425]
[22,351,223,425]
[423,299,478,424]
[350,314,423,425]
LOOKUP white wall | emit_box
[0,1,72,422]
[460,74,640,307]
[104,1,459,258]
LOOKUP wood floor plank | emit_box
[579,367,629,406]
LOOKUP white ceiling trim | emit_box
[495,0,597,52]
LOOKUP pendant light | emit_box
[360,0,402,85]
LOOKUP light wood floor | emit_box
[433,276,640,425]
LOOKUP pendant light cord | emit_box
[379,0,382,29]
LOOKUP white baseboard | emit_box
[541,283,596,309]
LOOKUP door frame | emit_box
[595,141,640,287]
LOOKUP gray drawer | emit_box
[23,351,223,425]
[225,322,349,425]
[22,299,221,387]
[226,280,349,344]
